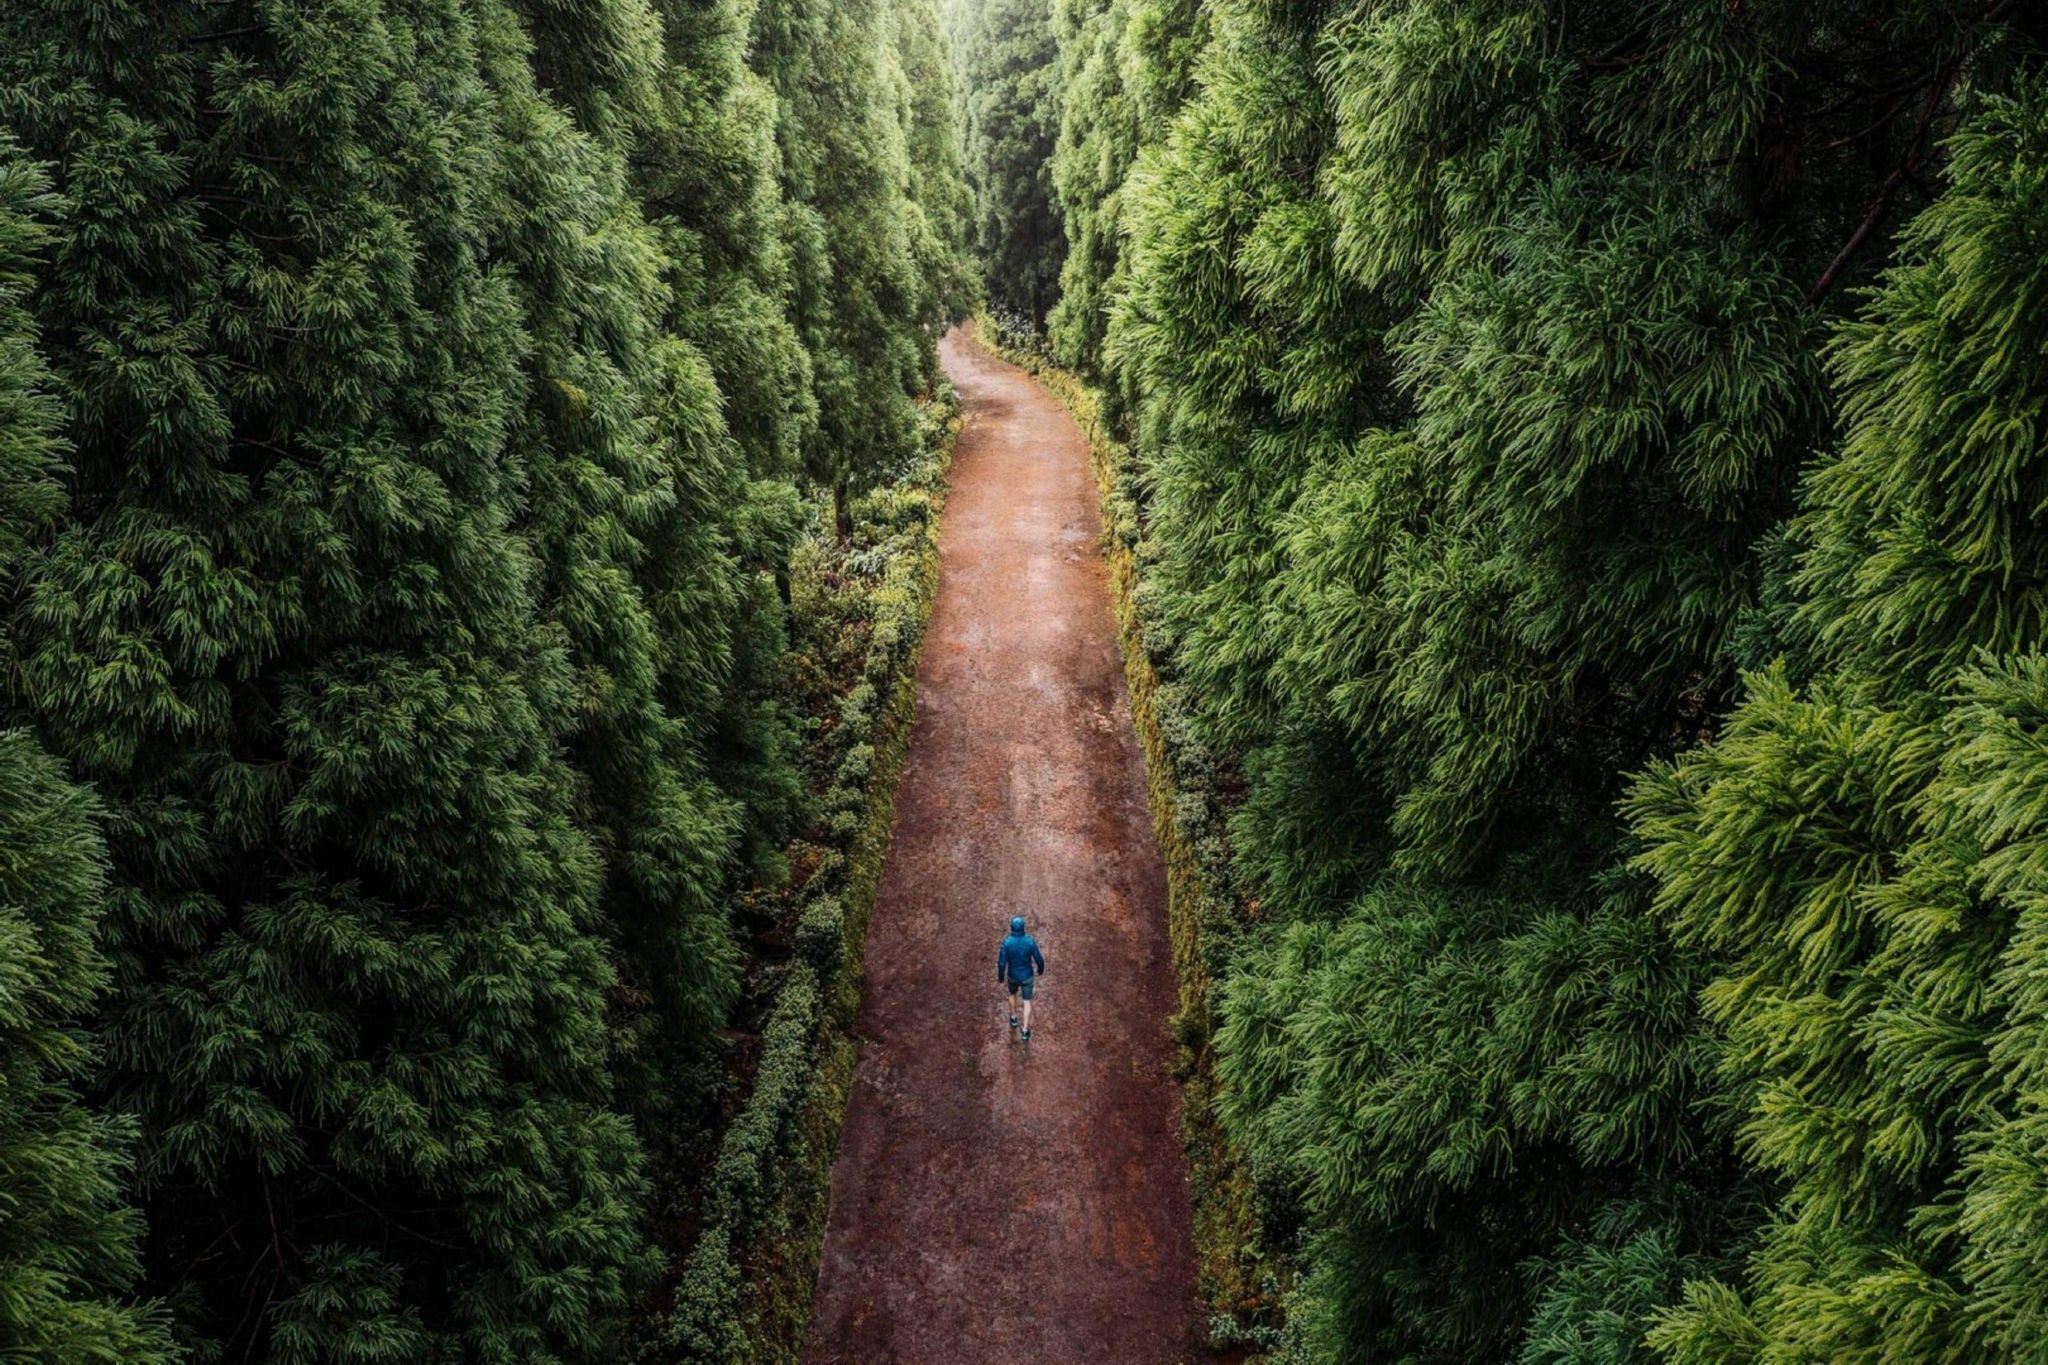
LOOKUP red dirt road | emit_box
[800,329,1204,1363]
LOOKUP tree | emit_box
[490,0,785,1122]
[1632,76,2048,1361]
[1045,0,1203,377]
[1000,0,2045,1357]
[1,2,652,1354]
[0,139,173,1365]
[754,0,952,511]
[956,0,1067,328]
[894,0,982,345]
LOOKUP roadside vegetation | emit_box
[0,1,966,1357]
[12,3,2048,1361]
[963,2,2048,1360]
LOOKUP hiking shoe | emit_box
[1021,1029,1031,1041]
[1009,1014,1020,1029]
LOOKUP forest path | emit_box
[799,328,1205,1362]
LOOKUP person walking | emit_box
[996,915,1046,1040]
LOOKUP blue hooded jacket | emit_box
[996,932,1045,984]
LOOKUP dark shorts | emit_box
[1005,978,1036,1001]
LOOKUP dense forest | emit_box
[1,0,966,1358]
[958,0,2048,1361]
[10,0,2048,1361]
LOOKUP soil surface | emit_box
[800,329,1206,1363]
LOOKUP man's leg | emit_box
[1021,987,1033,1036]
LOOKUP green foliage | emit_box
[1046,0,1204,376]
[0,142,173,1365]
[0,147,62,575]
[1216,867,1728,1360]
[1517,1195,1753,1365]
[895,0,982,330]
[1275,176,1813,873]
[667,393,954,1363]
[2,2,657,1354]
[639,0,817,484]
[1630,77,2048,1360]
[955,0,1068,326]
[956,0,2048,1357]
[0,733,175,1364]
[0,0,968,1356]
[485,0,762,1142]
[755,0,970,503]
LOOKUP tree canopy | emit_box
[955,0,1067,328]
[0,0,966,1355]
[958,0,2048,1359]
[13,0,2048,1357]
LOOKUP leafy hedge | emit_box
[666,391,958,1363]
[974,319,1287,1350]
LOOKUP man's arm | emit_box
[1031,942,1045,976]
[996,943,1007,983]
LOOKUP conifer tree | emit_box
[629,0,825,906]
[484,0,778,1104]
[0,141,173,1365]
[640,0,817,484]
[1045,0,1203,376]
[753,0,946,508]
[955,0,1066,328]
[1631,76,2048,1361]
[992,0,2046,1357]
[1,3,652,1354]
[0,0,972,1356]
[894,0,981,335]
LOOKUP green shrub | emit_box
[664,390,955,1363]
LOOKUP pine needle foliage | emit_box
[954,0,1069,327]
[754,0,965,510]
[894,0,982,331]
[0,140,174,1365]
[638,0,818,485]
[1630,76,2048,1361]
[1046,0,1205,378]
[973,0,2048,1357]
[0,0,970,1356]
[2,2,655,1354]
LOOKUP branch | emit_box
[1806,60,1958,305]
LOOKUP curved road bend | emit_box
[799,327,1204,1363]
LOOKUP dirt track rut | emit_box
[799,328,1204,1363]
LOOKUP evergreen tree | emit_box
[0,0,972,1355]
[1,3,652,1354]
[640,0,817,484]
[0,140,173,1365]
[631,0,823,906]
[985,0,2046,1357]
[1631,76,2048,1361]
[753,0,948,509]
[485,0,779,1106]
[894,0,981,335]
[955,0,1066,328]
[1045,0,1203,377]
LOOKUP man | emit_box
[996,915,1046,1040]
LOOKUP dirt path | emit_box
[800,329,1204,1363]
